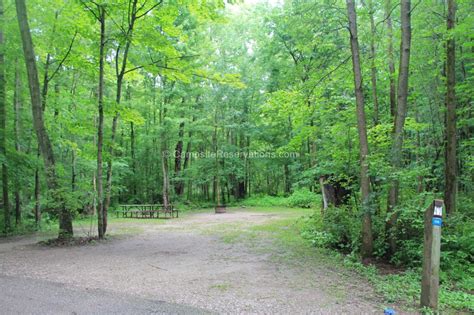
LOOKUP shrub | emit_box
[302,206,360,253]
[240,195,288,207]
[287,188,319,208]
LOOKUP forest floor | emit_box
[0,207,412,314]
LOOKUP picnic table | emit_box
[114,204,178,219]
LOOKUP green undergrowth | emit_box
[237,190,321,209]
[0,212,59,238]
[299,208,474,313]
[343,258,474,313]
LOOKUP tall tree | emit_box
[104,0,163,228]
[0,0,9,233]
[160,77,173,209]
[346,0,373,258]
[15,0,73,238]
[174,110,185,196]
[13,62,22,225]
[386,0,396,118]
[445,0,456,215]
[80,0,107,239]
[97,5,106,239]
[365,0,380,125]
[387,0,412,253]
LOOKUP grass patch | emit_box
[209,282,233,292]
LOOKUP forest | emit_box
[0,0,473,313]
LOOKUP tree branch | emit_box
[375,3,400,29]
[48,31,78,82]
[136,0,163,19]
[308,55,351,95]
[115,45,121,78]
[123,55,201,75]
[79,0,100,21]
[410,0,423,15]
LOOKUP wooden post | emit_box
[421,199,443,310]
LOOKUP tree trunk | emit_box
[386,0,396,118]
[96,6,106,239]
[320,176,336,213]
[160,127,170,209]
[415,106,424,193]
[159,77,172,209]
[320,175,351,212]
[130,121,136,197]
[236,132,246,199]
[104,0,145,226]
[161,143,170,208]
[0,0,10,233]
[13,62,22,225]
[387,0,412,254]
[346,0,373,258]
[182,114,195,199]
[127,83,136,199]
[214,109,221,206]
[92,173,97,216]
[16,0,73,238]
[34,150,40,225]
[284,164,291,195]
[445,0,456,215]
[71,149,76,192]
[367,0,379,125]
[174,118,185,196]
[31,22,55,229]
[182,129,194,172]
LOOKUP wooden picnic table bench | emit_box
[114,204,178,219]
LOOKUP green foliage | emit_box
[342,258,474,313]
[239,192,320,209]
[440,212,474,291]
[1,0,472,311]
[302,206,360,253]
[240,195,288,207]
[301,198,474,312]
[287,188,319,208]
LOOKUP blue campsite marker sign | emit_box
[432,217,442,226]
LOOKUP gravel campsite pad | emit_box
[0,208,410,314]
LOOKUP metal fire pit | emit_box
[215,205,226,214]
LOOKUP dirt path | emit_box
[0,209,396,314]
